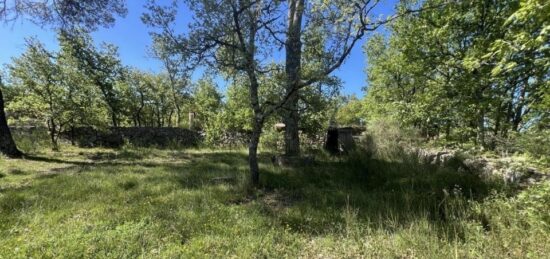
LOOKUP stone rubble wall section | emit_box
[62,127,202,148]
[410,147,549,186]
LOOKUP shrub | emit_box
[12,127,51,153]
[514,130,550,159]
[362,118,420,159]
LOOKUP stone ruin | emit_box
[324,127,364,154]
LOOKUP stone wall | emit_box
[62,127,201,148]
[211,130,252,147]
[410,147,549,187]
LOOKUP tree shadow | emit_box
[8,149,508,242]
[255,155,506,240]
[23,154,173,168]
[151,151,250,189]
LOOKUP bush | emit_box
[260,128,283,152]
[514,130,550,159]
[12,127,51,153]
[362,118,420,159]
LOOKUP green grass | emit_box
[0,145,549,258]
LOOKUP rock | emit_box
[407,147,549,187]
[438,152,455,166]
[503,168,522,184]
[462,158,489,173]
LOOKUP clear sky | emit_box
[0,0,398,97]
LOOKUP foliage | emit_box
[336,94,365,127]
[59,30,126,127]
[192,75,222,130]
[362,118,420,159]
[8,39,67,148]
[512,129,550,159]
[5,30,192,135]
[363,0,550,148]
[0,0,127,30]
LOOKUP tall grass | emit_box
[0,131,548,257]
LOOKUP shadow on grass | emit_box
[8,149,506,241]
[255,154,506,240]
[22,151,251,189]
[23,155,170,168]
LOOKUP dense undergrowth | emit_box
[1,137,549,258]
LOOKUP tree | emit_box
[0,0,126,157]
[336,95,365,126]
[58,33,110,133]
[363,0,549,146]
[280,0,426,156]
[122,69,150,127]
[143,0,278,185]
[0,74,22,157]
[150,34,190,127]
[192,76,222,130]
[143,0,425,185]
[9,39,66,149]
[0,0,126,29]
[59,30,125,127]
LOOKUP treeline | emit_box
[2,30,340,149]
[339,0,549,151]
[3,30,200,148]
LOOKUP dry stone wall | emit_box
[62,127,201,148]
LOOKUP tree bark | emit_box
[111,112,119,128]
[249,119,262,186]
[283,95,300,156]
[246,66,264,186]
[283,0,304,156]
[0,88,22,158]
[169,74,182,127]
[512,82,527,132]
[47,117,59,150]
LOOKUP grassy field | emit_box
[0,145,549,258]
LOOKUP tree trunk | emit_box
[445,121,451,140]
[283,104,300,155]
[111,112,118,128]
[249,120,262,186]
[168,109,174,127]
[283,0,305,156]
[70,125,75,146]
[169,76,182,127]
[245,52,263,187]
[512,82,527,132]
[0,88,22,158]
[48,117,58,150]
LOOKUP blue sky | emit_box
[0,0,398,97]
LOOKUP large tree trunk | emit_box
[283,0,304,156]
[0,88,22,158]
[249,120,262,186]
[283,94,300,156]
